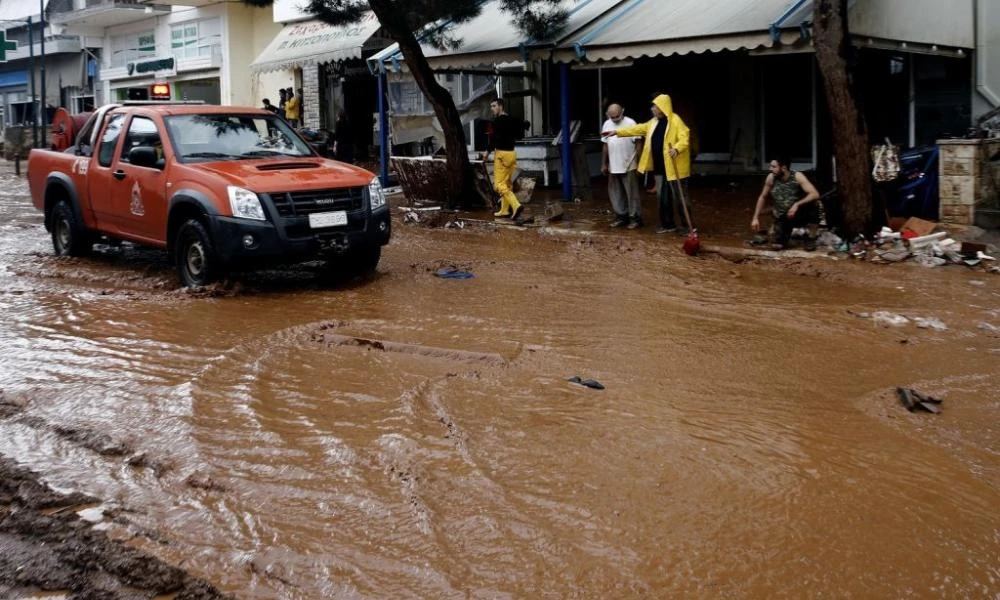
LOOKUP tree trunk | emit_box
[813,0,872,236]
[369,1,475,209]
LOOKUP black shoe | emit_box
[511,204,524,221]
[804,237,817,252]
[627,219,642,230]
[655,226,677,234]
[676,227,690,236]
[610,217,628,228]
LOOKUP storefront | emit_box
[101,15,224,105]
[250,5,392,152]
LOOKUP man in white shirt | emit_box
[601,103,643,228]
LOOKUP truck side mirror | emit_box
[128,146,159,169]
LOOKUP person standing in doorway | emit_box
[601,103,642,228]
[604,94,692,235]
[481,97,523,220]
[334,111,354,163]
[277,88,287,120]
[284,88,300,128]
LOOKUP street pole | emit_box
[39,0,47,148]
[560,62,572,202]
[378,70,389,186]
[28,16,38,148]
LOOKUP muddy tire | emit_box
[174,219,219,287]
[324,246,381,282]
[351,246,381,275]
[50,200,91,257]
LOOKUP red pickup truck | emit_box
[28,103,390,286]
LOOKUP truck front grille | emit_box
[268,187,365,217]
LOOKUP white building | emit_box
[51,0,279,108]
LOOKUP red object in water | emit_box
[682,231,700,256]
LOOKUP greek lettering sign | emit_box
[249,13,382,74]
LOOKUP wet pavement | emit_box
[1,160,999,598]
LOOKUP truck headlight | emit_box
[368,177,386,209]
[227,186,266,221]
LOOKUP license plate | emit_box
[308,211,348,228]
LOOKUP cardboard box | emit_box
[900,217,937,237]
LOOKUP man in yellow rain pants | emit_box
[482,98,524,220]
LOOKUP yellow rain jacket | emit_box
[614,94,691,181]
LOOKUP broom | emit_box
[668,146,700,256]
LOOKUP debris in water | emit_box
[896,387,943,414]
[872,311,910,327]
[568,376,605,390]
[434,268,474,280]
[913,317,948,331]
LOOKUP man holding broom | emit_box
[602,94,693,236]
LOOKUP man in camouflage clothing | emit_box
[751,155,821,251]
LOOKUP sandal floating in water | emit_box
[568,376,605,390]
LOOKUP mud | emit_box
[2,161,1000,598]
[0,455,230,600]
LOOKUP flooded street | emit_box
[1,162,999,598]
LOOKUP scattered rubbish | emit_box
[977,321,1000,333]
[969,280,985,287]
[434,268,474,280]
[977,251,996,261]
[896,387,943,414]
[444,220,465,229]
[913,317,948,330]
[914,254,948,268]
[568,376,605,390]
[816,231,843,249]
[900,217,937,237]
[403,211,421,224]
[875,246,910,262]
[907,231,948,252]
[961,241,989,255]
[875,226,901,243]
[872,311,910,327]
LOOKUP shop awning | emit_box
[770,0,975,49]
[551,0,804,63]
[368,0,622,72]
[250,13,384,74]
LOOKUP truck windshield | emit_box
[164,114,314,162]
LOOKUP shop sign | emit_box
[127,56,177,78]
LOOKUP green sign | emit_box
[0,31,17,62]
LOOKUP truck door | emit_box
[87,113,127,234]
[110,115,169,244]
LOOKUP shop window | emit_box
[110,31,156,68]
[914,54,971,145]
[98,114,125,168]
[171,18,222,61]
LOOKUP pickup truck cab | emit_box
[28,103,390,286]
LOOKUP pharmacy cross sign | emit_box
[0,31,17,62]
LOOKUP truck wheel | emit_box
[174,219,219,287]
[51,200,91,257]
[353,246,382,275]
[324,246,381,281]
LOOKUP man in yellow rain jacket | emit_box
[604,94,692,234]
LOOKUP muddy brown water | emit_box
[1,164,999,598]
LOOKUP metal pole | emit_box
[39,0,47,148]
[560,62,572,201]
[28,16,38,148]
[378,70,389,186]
